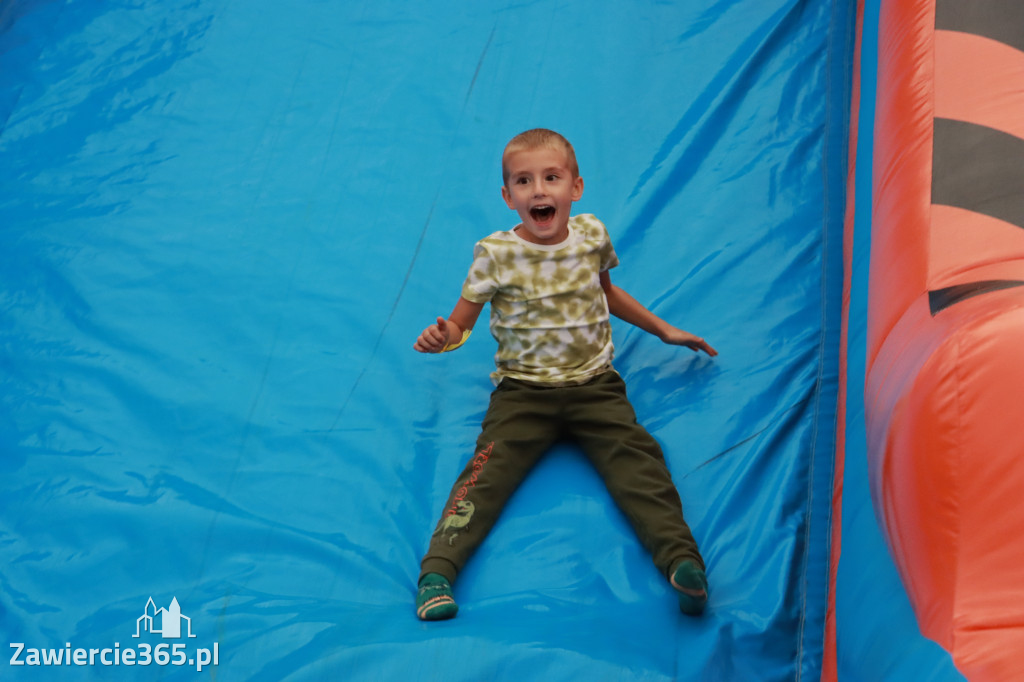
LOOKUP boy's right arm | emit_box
[413,297,484,353]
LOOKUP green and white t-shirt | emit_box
[461,213,619,386]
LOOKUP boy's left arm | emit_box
[600,271,718,356]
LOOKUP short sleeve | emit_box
[460,241,499,303]
[595,219,619,272]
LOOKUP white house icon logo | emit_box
[133,597,197,639]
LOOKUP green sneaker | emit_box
[416,573,458,621]
[671,560,709,616]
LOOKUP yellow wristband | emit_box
[441,329,471,353]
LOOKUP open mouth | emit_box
[530,205,556,223]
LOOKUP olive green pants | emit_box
[420,371,704,585]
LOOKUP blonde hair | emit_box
[501,128,579,185]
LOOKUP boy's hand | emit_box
[414,317,453,353]
[660,327,718,356]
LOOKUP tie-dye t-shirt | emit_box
[461,213,620,386]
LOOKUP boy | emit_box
[413,128,717,621]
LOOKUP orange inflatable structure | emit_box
[855,0,1024,678]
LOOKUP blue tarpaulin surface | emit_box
[2,1,852,679]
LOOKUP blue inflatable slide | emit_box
[1,1,986,679]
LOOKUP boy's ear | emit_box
[572,176,584,201]
[501,185,514,209]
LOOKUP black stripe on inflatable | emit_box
[929,280,1024,315]
[936,0,1024,53]
[932,118,1024,230]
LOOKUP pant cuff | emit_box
[420,557,458,585]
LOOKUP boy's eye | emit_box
[546,174,559,181]
[516,177,530,184]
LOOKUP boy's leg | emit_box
[419,379,560,586]
[564,372,705,579]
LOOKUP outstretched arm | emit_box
[600,271,717,356]
[413,297,485,353]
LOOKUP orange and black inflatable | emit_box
[864,0,1024,678]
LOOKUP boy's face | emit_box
[501,145,583,245]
